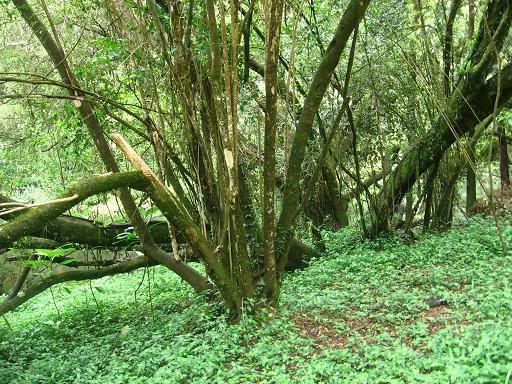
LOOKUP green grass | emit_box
[1,216,512,383]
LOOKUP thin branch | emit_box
[0,194,79,217]
[6,266,31,300]
[0,255,157,316]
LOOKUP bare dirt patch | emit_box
[422,305,449,333]
[293,316,347,349]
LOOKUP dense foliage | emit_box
[1,217,511,383]
[0,0,512,380]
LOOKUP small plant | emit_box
[21,244,77,267]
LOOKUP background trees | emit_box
[0,0,511,319]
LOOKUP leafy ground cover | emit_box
[1,216,511,383]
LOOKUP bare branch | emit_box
[0,255,156,316]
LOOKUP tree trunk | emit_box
[263,0,285,302]
[277,0,370,272]
[432,162,459,229]
[498,124,511,191]
[465,0,477,211]
[466,126,478,211]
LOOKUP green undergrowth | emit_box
[1,216,512,383]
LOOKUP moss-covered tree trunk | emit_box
[371,0,512,236]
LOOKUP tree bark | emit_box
[443,0,463,96]
[498,123,511,191]
[262,0,284,302]
[465,0,477,211]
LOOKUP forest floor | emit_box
[1,216,512,383]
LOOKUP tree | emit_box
[1,0,369,319]
[371,0,512,234]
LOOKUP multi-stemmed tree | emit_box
[1,0,368,319]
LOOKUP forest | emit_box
[0,0,511,382]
